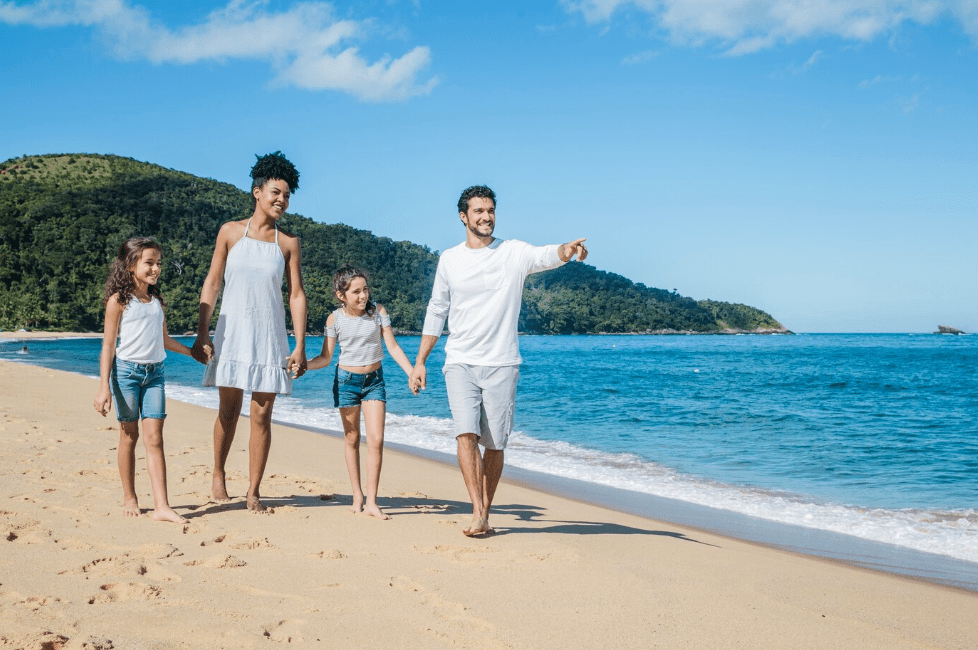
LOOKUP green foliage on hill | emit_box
[0,153,787,335]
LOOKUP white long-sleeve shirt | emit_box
[422,239,565,366]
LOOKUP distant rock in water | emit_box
[935,325,965,335]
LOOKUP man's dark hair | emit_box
[251,151,300,193]
[457,185,496,214]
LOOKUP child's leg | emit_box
[118,422,141,516]
[360,400,389,520]
[141,418,187,524]
[339,405,364,512]
[212,386,244,501]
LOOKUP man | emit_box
[409,185,587,536]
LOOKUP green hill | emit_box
[0,153,788,335]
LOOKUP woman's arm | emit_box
[94,295,124,416]
[193,223,236,362]
[281,232,308,376]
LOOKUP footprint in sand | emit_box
[88,581,162,604]
[183,554,247,569]
[263,619,305,643]
[200,534,226,546]
[229,537,276,550]
[310,549,346,560]
[413,544,499,563]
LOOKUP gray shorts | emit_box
[443,364,519,451]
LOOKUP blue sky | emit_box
[2,0,976,333]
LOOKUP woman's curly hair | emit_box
[332,265,375,316]
[103,238,165,308]
[251,151,300,193]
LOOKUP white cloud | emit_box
[0,0,436,102]
[621,49,660,64]
[561,0,978,53]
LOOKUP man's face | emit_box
[460,196,495,238]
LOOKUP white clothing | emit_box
[115,296,165,364]
[421,239,564,366]
[203,220,292,394]
[327,308,391,366]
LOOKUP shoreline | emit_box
[2,337,975,589]
[2,360,977,648]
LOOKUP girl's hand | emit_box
[192,336,214,363]
[94,389,112,417]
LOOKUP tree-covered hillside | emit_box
[0,154,788,334]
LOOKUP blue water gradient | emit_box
[3,333,976,566]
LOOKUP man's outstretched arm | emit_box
[558,238,588,263]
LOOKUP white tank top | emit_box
[115,296,166,364]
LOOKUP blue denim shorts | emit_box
[333,366,386,408]
[111,358,167,422]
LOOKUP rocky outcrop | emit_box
[935,325,965,335]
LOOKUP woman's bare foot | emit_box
[212,473,231,502]
[122,498,141,517]
[462,516,491,537]
[349,494,364,514]
[246,495,270,514]
[363,502,389,520]
[153,507,188,524]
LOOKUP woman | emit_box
[193,151,307,513]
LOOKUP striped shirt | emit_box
[326,307,391,366]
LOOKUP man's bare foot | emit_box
[153,507,188,524]
[247,496,270,514]
[462,516,491,537]
[363,502,389,520]
[349,494,364,514]
[212,474,231,502]
[122,499,141,517]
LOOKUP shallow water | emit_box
[3,333,976,567]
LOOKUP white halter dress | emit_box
[203,219,292,394]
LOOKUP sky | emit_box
[1,0,976,333]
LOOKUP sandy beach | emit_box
[1,358,977,650]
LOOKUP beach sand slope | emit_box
[1,361,976,649]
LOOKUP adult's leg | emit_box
[246,391,276,512]
[141,418,187,524]
[457,433,490,536]
[212,386,244,501]
[360,400,389,520]
[482,449,505,521]
[339,405,364,513]
[118,421,140,517]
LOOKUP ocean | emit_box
[3,333,976,587]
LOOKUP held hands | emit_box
[191,336,214,365]
[559,238,588,263]
[93,389,112,417]
[286,351,307,379]
[408,365,427,396]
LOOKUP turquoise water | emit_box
[3,333,976,565]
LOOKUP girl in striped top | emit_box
[307,266,414,519]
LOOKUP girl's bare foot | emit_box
[364,502,389,520]
[247,495,269,514]
[153,507,188,524]
[122,498,141,517]
[349,494,364,514]
[212,473,231,502]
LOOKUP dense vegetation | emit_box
[0,154,787,335]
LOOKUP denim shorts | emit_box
[111,358,167,422]
[333,366,386,408]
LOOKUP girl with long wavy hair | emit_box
[94,237,198,523]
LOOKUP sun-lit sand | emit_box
[1,357,976,649]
